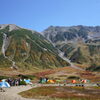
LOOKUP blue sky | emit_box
[0,0,100,31]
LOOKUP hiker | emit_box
[39,77,42,83]
[15,80,19,86]
[18,78,21,86]
[45,77,48,83]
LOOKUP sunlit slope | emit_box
[0,24,69,69]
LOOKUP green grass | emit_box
[0,76,9,80]
[19,86,100,100]
[0,27,69,69]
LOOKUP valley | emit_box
[0,24,100,100]
[0,24,100,80]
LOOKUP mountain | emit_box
[0,24,69,70]
[43,25,100,70]
[43,25,100,42]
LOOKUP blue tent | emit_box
[24,79,32,84]
[0,81,10,88]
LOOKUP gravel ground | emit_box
[0,85,37,100]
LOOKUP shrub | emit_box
[67,76,80,79]
[18,74,35,80]
[19,80,27,85]
[0,76,9,80]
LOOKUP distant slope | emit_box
[43,25,100,43]
[0,24,69,70]
[43,25,100,67]
[86,63,100,72]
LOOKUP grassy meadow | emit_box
[19,86,100,100]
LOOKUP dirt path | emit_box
[0,85,38,100]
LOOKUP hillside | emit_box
[43,25,100,70]
[0,24,69,71]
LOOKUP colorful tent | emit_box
[72,80,76,84]
[0,81,10,88]
[56,80,61,83]
[47,80,55,83]
[81,80,87,83]
[24,79,32,84]
[39,78,47,83]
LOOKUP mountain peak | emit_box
[0,24,20,31]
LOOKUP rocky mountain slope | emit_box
[43,25,100,70]
[0,24,69,70]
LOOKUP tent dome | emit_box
[0,81,10,88]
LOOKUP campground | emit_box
[0,67,100,100]
[0,84,100,100]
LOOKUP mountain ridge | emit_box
[43,25,100,71]
[0,24,69,71]
[1,24,100,71]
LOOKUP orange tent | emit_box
[47,80,55,83]
[72,80,76,84]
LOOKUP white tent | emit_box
[0,81,10,88]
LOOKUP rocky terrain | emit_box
[43,25,100,71]
[0,24,100,72]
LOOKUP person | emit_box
[12,80,15,86]
[45,77,48,83]
[18,78,21,86]
[8,78,12,86]
[15,80,19,86]
[39,77,42,83]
